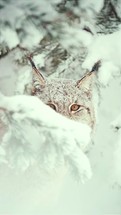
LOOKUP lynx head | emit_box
[28,57,96,128]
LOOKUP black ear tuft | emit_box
[91,60,101,73]
[27,55,36,69]
[83,26,93,35]
[28,56,46,86]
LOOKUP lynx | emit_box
[27,57,99,128]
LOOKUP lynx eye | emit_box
[47,103,57,111]
[70,104,82,112]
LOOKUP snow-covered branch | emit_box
[82,29,121,85]
[0,93,92,182]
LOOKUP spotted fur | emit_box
[27,57,97,128]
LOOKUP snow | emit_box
[60,24,93,50]
[79,0,104,13]
[1,27,19,49]
[0,93,92,214]
[113,130,121,185]
[0,93,91,176]
[82,30,121,85]
[20,22,44,49]
[1,0,121,214]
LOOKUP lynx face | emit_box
[28,57,95,128]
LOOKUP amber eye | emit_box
[70,104,81,112]
[47,103,57,111]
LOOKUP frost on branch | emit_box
[0,93,92,182]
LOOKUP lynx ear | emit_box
[28,56,45,86]
[76,71,94,91]
[76,60,101,90]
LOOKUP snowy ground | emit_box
[0,0,121,214]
